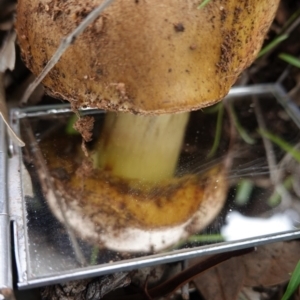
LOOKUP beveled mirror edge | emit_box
[0,116,13,298]
[7,111,28,287]
[17,231,300,289]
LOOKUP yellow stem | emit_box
[95,112,189,183]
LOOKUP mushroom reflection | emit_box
[41,133,227,252]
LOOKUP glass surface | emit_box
[9,84,300,288]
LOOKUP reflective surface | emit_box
[0,117,13,297]
[8,84,300,288]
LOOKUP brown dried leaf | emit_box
[191,241,300,300]
[73,116,95,142]
[243,240,300,287]
[192,257,244,300]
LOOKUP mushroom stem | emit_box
[95,112,190,183]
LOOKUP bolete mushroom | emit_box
[16,0,279,252]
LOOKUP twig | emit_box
[277,54,300,84]
[222,98,238,174]
[118,247,254,300]
[276,142,300,203]
[181,260,190,300]
[20,0,116,105]
[253,96,292,207]
[143,276,154,300]
[274,142,300,183]
[253,96,277,183]
[281,10,300,36]
[148,248,254,299]
[276,64,292,83]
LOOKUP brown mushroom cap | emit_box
[16,0,279,114]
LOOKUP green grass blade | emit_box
[170,234,224,250]
[282,8,300,32]
[257,34,289,58]
[203,102,222,114]
[281,260,300,300]
[90,246,99,265]
[279,53,300,69]
[207,103,224,158]
[187,234,224,243]
[268,176,293,207]
[258,129,300,163]
[198,0,212,9]
[230,102,255,144]
[66,114,80,135]
[235,179,254,206]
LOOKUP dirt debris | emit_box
[73,115,95,142]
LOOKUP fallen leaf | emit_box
[192,257,244,300]
[243,241,300,286]
[190,241,300,300]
